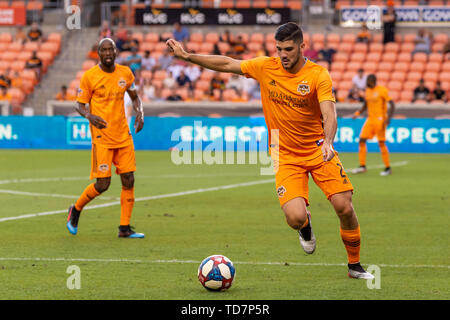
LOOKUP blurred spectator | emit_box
[115,21,128,42]
[232,35,247,58]
[412,79,430,102]
[168,60,186,79]
[432,81,446,101]
[120,30,139,52]
[87,44,99,62]
[173,22,189,44]
[99,20,113,39]
[212,43,221,55]
[0,73,11,89]
[10,71,21,88]
[25,51,43,80]
[157,49,174,70]
[126,47,142,75]
[318,41,336,66]
[185,64,201,83]
[383,5,396,44]
[0,87,11,102]
[56,85,76,101]
[15,26,27,44]
[412,29,432,55]
[142,78,156,101]
[347,85,364,103]
[304,43,319,62]
[352,69,367,96]
[167,87,183,101]
[220,30,233,45]
[176,70,192,89]
[256,43,270,57]
[141,50,156,71]
[226,74,245,96]
[210,72,226,100]
[356,24,371,44]
[163,71,176,89]
[27,22,43,42]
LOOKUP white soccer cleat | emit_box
[351,166,367,174]
[298,211,316,254]
[380,167,392,176]
[348,263,375,280]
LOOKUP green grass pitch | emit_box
[0,150,448,300]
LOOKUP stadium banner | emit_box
[0,7,26,25]
[339,6,450,26]
[134,7,291,25]
[0,116,449,153]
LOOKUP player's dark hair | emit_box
[274,22,303,43]
[367,74,377,84]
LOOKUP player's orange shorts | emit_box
[275,153,354,207]
[360,118,386,142]
[90,143,136,179]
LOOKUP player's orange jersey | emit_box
[365,85,391,121]
[240,56,335,162]
[77,64,135,148]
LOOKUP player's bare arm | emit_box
[127,88,144,133]
[352,101,367,119]
[386,100,396,126]
[320,100,337,161]
[166,38,243,75]
[75,102,107,129]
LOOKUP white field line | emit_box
[348,160,409,171]
[0,189,118,200]
[0,257,447,269]
[0,179,275,223]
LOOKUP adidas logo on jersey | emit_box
[269,80,276,86]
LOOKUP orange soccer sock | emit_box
[379,142,390,168]
[120,187,135,226]
[74,183,100,211]
[340,226,361,264]
[358,142,367,167]
[300,214,309,229]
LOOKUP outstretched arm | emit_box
[166,38,243,75]
[352,101,367,118]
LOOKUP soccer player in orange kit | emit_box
[352,74,396,176]
[67,38,145,238]
[166,23,374,279]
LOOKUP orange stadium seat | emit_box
[390,71,406,82]
[132,32,144,43]
[400,42,415,53]
[434,33,448,44]
[0,33,12,43]
[403,81,418,91]
[140,42,155,52]
[186,42,200,53]
[330,71,342,81]
[20,69,37,83]
[222,89,238,101]
[423,72,438,83]
[362,61,377,73]
[331,61,346,72]
[250,33,265,44]
[270,0,286,8]
[342,33,356,44]
[23,42,40,52]
[0,1,9,8]
[371,34,383,43]
[346,62,362,72]
[161,32,173,40]
[82,60,96,70]
[153,70,167,81]
[1,51,16,62]
[338,42,353,53]
[399,91,414,103]
[145,33,159,43]
[201,0,215,7]
[432,42,444,53]
[442,61,450,72]
[389,90,400,101]
[350,52,365,62]
[238,33,249,44]
[141,70,152,80]
[342,71,354,81]
[154,42,167,52]
[377,61,393,72]
[366,52,381,62]
[10,61,25,72]
[336,90,347,102]
[200,71,215,81]
[337,81,352,92]
[426,61,441,72]
[376,72,390,82]
[287,0,302,10]
[382,52,397,63]
[368,43,383,53]
[218,42,230,54]
[384,42,400,53]
[397,52,412,63]
[265,33,276,43]
[27,1,44,10]
[11,1,25,9]
[75,71,84,80]
[205,33,219,44]
[47,33,62,44]
[312,33,325,44]
[37,51,53,65]
[40,42,59,55]
[168,2,183,8]
[428,53,443,63]
[413,52,428,62]
[195,80,210,91]
[8,42,23,52]
[17,51,32,62]
[407,71,422,82]
[219,0,235,8]
[160,88,172,99]
[438,73,450,83]
[151,52,162,61]
[248,42,262,53]
[387,81,403,92]
[327,33,340,44]
[200,42,214,54]
[175,88,189,100]
[190,33,204,43]
[69,79,80,90]
[413,62,426,73]
[316,61,329,70]
[353,43,368,53]
[403,34,416,43]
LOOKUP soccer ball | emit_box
[198,255,235,291]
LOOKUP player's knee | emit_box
[282,199,308,230]
[121,172,134,189]
[335,202,354,219]
[95,178,111,193]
